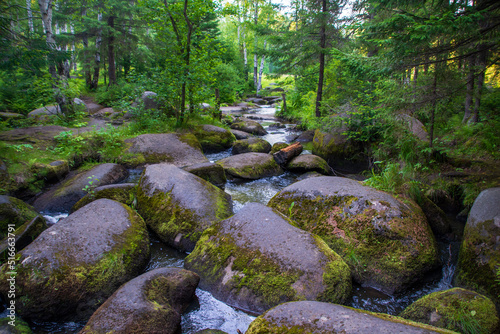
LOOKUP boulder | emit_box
[86,101,105,115]
[456,187,500,304]
[271,142,288,154]
[125,133,208,167]
[183,162,227,189]
[396,114,429,142]
[312,129,369,173]
[137,164,233,252]
[0,199,150,321]
[27,105,61,118]
[29,160,69,183]
[400,287,499,334]
[72,183,137,212]
[232,138,271,155]
[230,119,267,136]
[184,203,352,314]
[246,301,456,334]
[33,163,128,213]
[217,153,283,180]
[0,196,47,263]
[285,154,333,175]
[0,125,69,146]
[141,91,159,110]
[295,130,315,143]
[193,125,236,153]
[416,196,452,237]
[0,112,23,121]
[73,98,88,114]
[80,268,199,334]
[230,129,253,140]
[268,176,440,294]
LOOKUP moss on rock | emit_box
[193,124,236,153]
[400,287,499,334]
[71,183,137,212]
[268,176,440,295]
[217,153,284,180]
[232,138,272,155]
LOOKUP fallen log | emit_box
[273,142,303,166]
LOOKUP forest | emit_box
[0,0,500,333]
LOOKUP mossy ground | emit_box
[269,192,439,293]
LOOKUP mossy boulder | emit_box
[32,163,128,213]
[0,199,150,321]
[0,195,47,263]
[456,187,500,305]
[416,196,452,237]
[27,105,61,118]
[184,203,352,314]
[30,160,69,183]
[246,301,457,334]
[183,162,227,189]
[137,164,233,252]
[312,129,369,173]
[217,153,284,180]
[230,129,253,140]
[71,183,137,212]
[268,176,440,294]
[232,138,272,155]
[230,119,267,136]
[400,287,499,334]
[0,317,33,333]
[124,133,208,167]
[80,267,200,334]
[285,154,333,175]
[193,125,236,153]
[271,142,289,154]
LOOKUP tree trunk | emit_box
[315,0,327,118]
[107,16,116,86]
[430,64,438,152]
[91,12,102,90]
[411,66,419,114]
[462,54,475,123]
[273,142,303,165]
[281,93,287,114]
[215,88,221,121]
[472,48,487,123]
[27,0,34,33]
[257,39,267,93]
[253,1,259,91]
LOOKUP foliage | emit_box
[82,175,99,199]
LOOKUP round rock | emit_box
[268,176,439,294]
[217,153,283,180]
[285,154,333,175]
[232,138,271,155]
[184,203,352,314]
[230,119,267,136]
[193,125,236,153]
[0,199,150,321]
[81,268,199,334]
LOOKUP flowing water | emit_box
[17,106,460,333]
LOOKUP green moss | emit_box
[72,185,137,212]
[0,317,33,333]
[456,219,500,305]
[268,192,439,293]
[0,197,38,239]
[193,126,236,152]
[218,157,282,180]
[400,288,499,334]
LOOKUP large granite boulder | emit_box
[80,268,199,334]
[230,119,267,136]
[396,114,429,142]
[217,153,283,180]
[400,288,499,334]
[71,183,137,212]
[183,162,227,189]
[456,187,500,304]
[124,133,208,167]
[0,196,47,263]
[285,154,333,175]
[0,199,150,321]
[33,163,128,213]
[312,129,369,173]
[268,176,440,294]
[184,203,352,314]
[140,91,159,110]
[232,138,271,155]
[27,105,61,118]
[137,164,233,252]
[193,125,236,153]
[230,129,253,140]
[246,301,456,334]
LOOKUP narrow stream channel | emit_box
[20,106,459,333]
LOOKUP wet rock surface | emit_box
[80,268,199,334]
[268,176,440,294]
[232,137,271,155]
[0,199,150,321]
[185,203,352,314]
[217,153,283,180]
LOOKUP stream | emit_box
[17,106,459,333]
